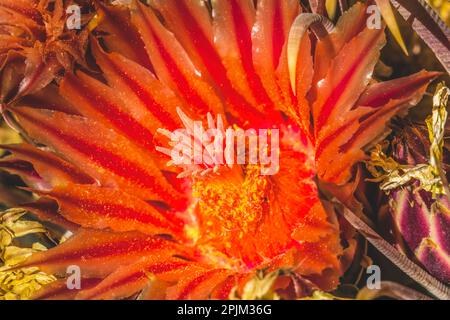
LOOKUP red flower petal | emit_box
[13,107,187,208]
[18,228,183,277]
[131,1,224,117]
[0,143,94,187]
[76,257,189,300]
[33,183,187,237]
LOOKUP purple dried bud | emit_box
[389,125,450,284]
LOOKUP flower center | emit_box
[188,164,272,269]
[193,165,271,239]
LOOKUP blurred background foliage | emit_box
[429,0,450,25]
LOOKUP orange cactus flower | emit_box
[0,0,440,299]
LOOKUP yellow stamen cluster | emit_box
[192,165,272,243]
